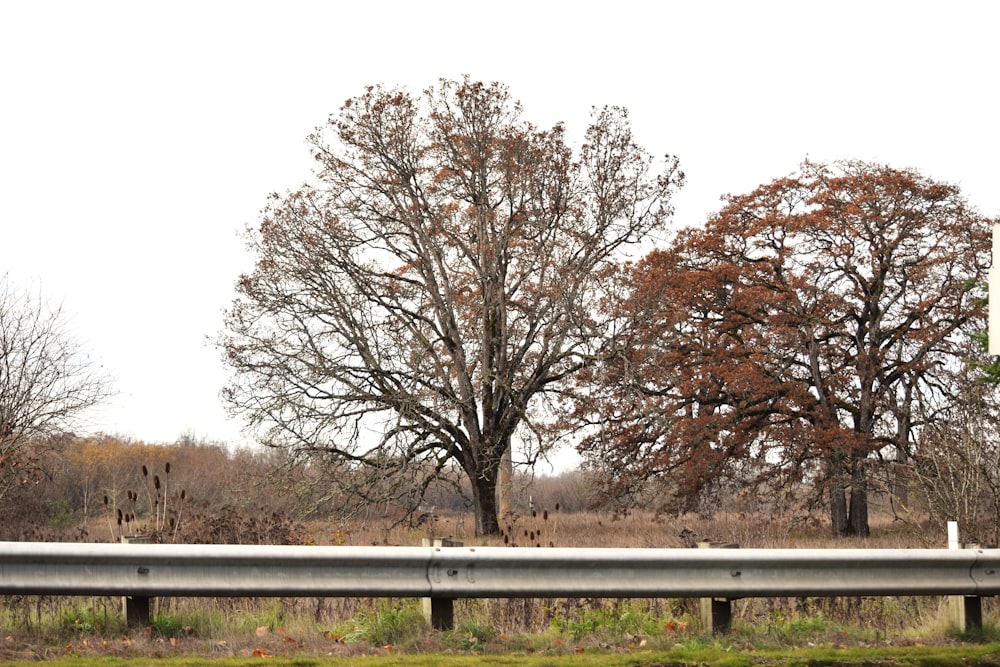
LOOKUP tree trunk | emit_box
[847,463,870,537]
[470,466,501,536]
[830,485,849,537]
[829,456,871,537]
[498,443,513,524]
[891,446,910,511]
[848,487,870,537]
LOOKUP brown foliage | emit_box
[576,159,994,536]
[0,434,309,544]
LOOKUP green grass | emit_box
[2,643,1000,666]
[3,594,999,666]
[549,603,662,640]
[51,599,129,637]
[327,600,428,647]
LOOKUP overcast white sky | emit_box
[1,2,997,454]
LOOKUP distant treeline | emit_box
[0,434,594,543]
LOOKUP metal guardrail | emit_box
[1,542,998,599]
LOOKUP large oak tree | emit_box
[578,160,991,536]
[220,79,683,535]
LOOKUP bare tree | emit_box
[0,275,115,503]
[912,360,1000,546]
[219,78,683,535]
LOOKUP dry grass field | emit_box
[1,436,995,662]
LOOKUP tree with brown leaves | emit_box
[578,160,992,536]
[219,79,683,535]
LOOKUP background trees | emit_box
[220,79,683,536]
[0,275,114,505]
[577,160,992,536]
[911,348,1000,546]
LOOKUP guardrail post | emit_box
[953,593,983,633]
[121,535,152,628]
[949,543,985,633]
[698,541,738,634]
[422,537,462,630]
[946,523,984,634]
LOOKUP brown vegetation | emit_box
[572,160,993,539]
[1,432,995,665]
[0,431,986,548]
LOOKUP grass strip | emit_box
[3,643,999,667]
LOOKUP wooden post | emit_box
[946,522,983,633]
[121,535,152,628]
[422,537,462,630]
[955,594,984,633]
[697,541,738,634]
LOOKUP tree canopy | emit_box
[220,78,683,535]
[575,160,992,536]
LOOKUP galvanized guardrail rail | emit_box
[1,542,997,631]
